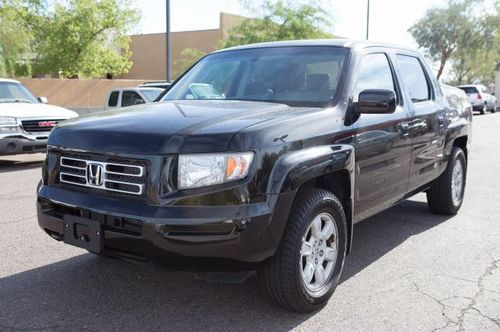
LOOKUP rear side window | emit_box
[396,55,430,103]
[458,87,478,94]
[108,91,119,107]
[355,53,395,97]
[121,90,144,107]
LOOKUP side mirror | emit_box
[134,99,145,105]
[356,89,396,114]
[38,96,48,104]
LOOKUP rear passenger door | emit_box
[352,51,412,219]
[394,54,446,191]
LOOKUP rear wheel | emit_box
[480,103,486,115]
[427,147,467,215]
[258,189,347,312]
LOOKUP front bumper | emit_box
[0,136,48,155]
[37,185,295,266]
[471,104,485,111]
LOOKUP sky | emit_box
[136,0,453,48]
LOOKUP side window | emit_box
[108,91,119,107]
[355,53,395,97]
[395,55,430,103]
[121,91,144,107]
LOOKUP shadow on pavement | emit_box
[0,198,453,331]
[0,156,44,173]
[341,198,453,282]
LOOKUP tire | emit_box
[480,103,486,115]
[427,147,467,215]
[258,188,347,312]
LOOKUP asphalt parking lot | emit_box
[0,112,499,331]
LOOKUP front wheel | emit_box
[427,147,467,215]
[258,189,347,312]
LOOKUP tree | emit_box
[448,2,500,84]
[0,1,38,77]
[174,48,206,78]
[221,0,333,48]
[408,0,481,80]
[33,0,140,78]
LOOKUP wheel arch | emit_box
[453,135,468,159]
[266,145,355,255]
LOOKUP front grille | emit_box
[22,119,62,133]
[59,154,148,196]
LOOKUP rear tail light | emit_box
[477,93,482,100]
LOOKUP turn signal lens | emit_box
[226,153,253,181]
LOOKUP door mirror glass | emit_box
[356,89,396,114]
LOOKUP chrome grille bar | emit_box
[60,156,145,195]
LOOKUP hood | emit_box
[0,102,78,119]
[49,100,317,154]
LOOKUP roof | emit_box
[110,87,164,92]
[457,84,482,88]
[441,84,467,96]
[215,39,419,54]
[0,78,21,84]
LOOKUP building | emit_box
[119,12,247,80]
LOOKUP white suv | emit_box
[457,84,497,114]
[0,79,78,155]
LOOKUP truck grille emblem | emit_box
[38,121,57,128]
[87,163,104,186]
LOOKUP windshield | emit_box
[162,46,348,107]
[458,87,478,94]
[139,88,163,102]
[0,82,39,103]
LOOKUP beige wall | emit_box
[20,78,146,113]
[121,29,222,80]
[120,12,247,80]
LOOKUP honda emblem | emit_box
[87,163,104,186]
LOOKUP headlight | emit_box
[178,152,254,189]
[0,116,18,132]
[0,116,16,126]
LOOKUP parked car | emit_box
[139,81,173,102]
[457,84,496,114]
[0,79,77,155]
[442,84,473,117]
[105,87,164,109]
[38,40,471,312]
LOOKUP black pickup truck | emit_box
[37,40,472,312]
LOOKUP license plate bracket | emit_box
[63,215,103,253]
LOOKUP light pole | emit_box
[366,0,370,40]
[166,0,171,82]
